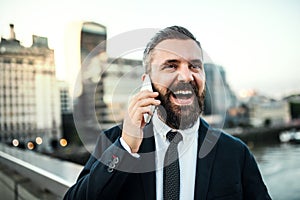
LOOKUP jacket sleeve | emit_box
[242,145,272,200]
[63,132,140,200]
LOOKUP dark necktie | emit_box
[163,131,183,200]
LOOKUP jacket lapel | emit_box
[139,123,156,200]
[194,118,220,200]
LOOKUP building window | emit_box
[16,59,23,64]
[4,58,11,63]
[28,60,34,65]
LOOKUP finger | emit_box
[128,91,159,111]
[129,98,160,119]
[133,90,159,103]
[136,98,160,108]
[131,106,155,124]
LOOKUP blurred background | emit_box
[0,0,299,199]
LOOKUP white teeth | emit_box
[174,90,192,95]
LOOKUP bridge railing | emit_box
[0,144,83,199]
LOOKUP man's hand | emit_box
[121,90,160,153]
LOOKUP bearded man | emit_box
[64,26,271,200]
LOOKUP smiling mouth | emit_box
[170,90,194,105]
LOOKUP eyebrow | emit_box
[189,59,203,65]
[160,59,203,67]
[160,59,180,66]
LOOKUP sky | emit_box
[1,0,300,99]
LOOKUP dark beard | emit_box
[153,81,205,130]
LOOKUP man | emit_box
[64,26,271,200]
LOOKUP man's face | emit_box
[148,39,206,129]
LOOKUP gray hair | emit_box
[143,26,202,73]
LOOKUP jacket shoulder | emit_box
[220,130,247,148]
[91,124,122,159]
[200,117,248,151]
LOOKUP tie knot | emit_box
[166,131,183,144]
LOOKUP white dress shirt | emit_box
[120,112,199,200]
[152,112,199,200]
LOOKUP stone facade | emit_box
[0,25,61,151]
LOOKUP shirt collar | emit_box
[152,111,199,144]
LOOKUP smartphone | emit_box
[140,74,156,123]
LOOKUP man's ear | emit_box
[141,73,147,81]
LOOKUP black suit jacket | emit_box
[64,118,271,200]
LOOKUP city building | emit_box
[64,21,107,101]
[63,22,107,145]
[0,24,61,151]
[96,57,143,125]
[57,80,80,146]
[283,94,300,120]
[225,103,250,128]
[58,80,72,114]
[247,95,290,127]
[203,63,238,126]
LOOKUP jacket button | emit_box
[113,157,119,164]
[107,161,115,172]
[107,167,113,173]
[108,162,116,169]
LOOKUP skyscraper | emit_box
[203,63,237,125]
[64,21,145,149]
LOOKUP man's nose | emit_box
[177,65,193,82]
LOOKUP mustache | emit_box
[152,81,199,101]
[169,82,198,94]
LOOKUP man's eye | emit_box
[165,64,177,69]
[191,64,202,69]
